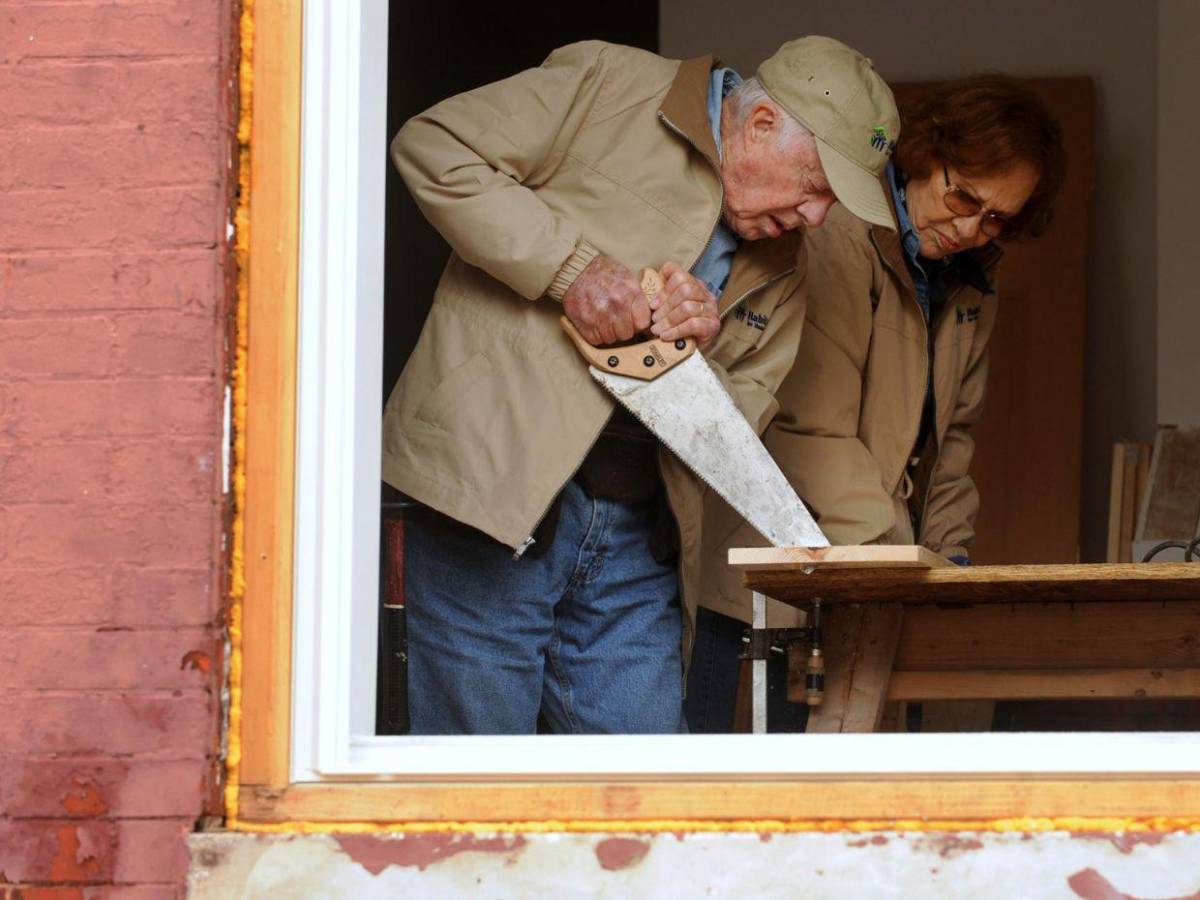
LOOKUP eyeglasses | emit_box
[942,166,1017,240]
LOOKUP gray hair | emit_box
[726,77,812,151]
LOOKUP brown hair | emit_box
[895,74,1066,239]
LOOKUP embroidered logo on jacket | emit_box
[734,304,769,331]
[956,305,982,324]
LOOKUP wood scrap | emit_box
[1137,425,1200,542]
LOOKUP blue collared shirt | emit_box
[887,161,943,321]
[690,68,742,298]
[888,161,943,497]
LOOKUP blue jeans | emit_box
[404,479,687,734]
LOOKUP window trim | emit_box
[231,0,1200,827]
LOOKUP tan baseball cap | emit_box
[757,36,899,229]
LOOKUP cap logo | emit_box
[870,126,896,155]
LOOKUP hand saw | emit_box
[560,268,828,549]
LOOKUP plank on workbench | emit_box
[728,544,950,571]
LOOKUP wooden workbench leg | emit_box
[806,603,904,733]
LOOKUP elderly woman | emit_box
[687,75,1067,733]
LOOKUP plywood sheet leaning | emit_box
[1134,426,1200,560]
[1107,441,1153,563]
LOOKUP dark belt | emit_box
[575,407,661,504]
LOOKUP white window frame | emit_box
[288,0,1200,784]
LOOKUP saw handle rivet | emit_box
[675,339,686,350]
[643,355,655,367]
[607,356,619,367]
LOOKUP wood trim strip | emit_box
[239,779,1200,824]
[239,0,303,788]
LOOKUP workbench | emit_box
[727,548,1200,733]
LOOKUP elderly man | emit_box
[383,36,898,735]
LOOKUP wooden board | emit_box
[728,545,951,572]
[894,602,1200,671]
[889,668,1200,701]
[239,779,1200,823]
[739,562,1200,605]
[239,0,303,789]
[1106,442,1152,563]
[803,604,904,734]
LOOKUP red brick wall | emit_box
[0,2,235,896]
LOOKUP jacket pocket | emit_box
[413,352,494,431]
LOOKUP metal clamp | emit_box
[748,595,825,733]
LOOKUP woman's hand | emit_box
[649,261,721,347]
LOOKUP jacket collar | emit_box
[660,55,801,310]
[720,230,803,316]
[659,54,722,168]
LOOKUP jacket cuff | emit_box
[545,239,601,301]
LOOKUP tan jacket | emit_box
[381,42,809,641]
[701,200,1000,626]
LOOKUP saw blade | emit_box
[590,353,829,549]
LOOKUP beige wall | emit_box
[661,0,1159,561]
[1158,0,1200,427]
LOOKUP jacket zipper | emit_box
[913,279,976,544]
[513,417,609,559]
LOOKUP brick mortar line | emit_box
[0,247,214,258]
[2,54,222,66]
[4,688,216,696]
[3,245,221,256]
[5,181,228,192]
[5,185,222,197]
[0,625,216,632]
[0,311,216,320]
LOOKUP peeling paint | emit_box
[847,834,890,848]
[915,834,984,859]
[1073,831,1170,855]
[334,834,527,874]
[49,825,103,882]
[594,837,651,871]
[223,0,254,830]
[181,650,213,673]
[1068,866,1200,900]
[61,778,108,817]
[1068,868,1136,900]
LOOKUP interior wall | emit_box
[1158,0,1200,427]
[661,0,1159,563]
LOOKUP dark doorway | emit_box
[382,1,660,393]
[377,2,659,735]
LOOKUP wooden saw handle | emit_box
[559,268,696,381]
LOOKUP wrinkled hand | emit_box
[649,262,721,347]
[562,254,652,346]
